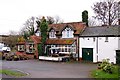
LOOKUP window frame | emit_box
[62,27,74,38]
[49,29,56,38]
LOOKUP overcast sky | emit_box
[0,0,98,35]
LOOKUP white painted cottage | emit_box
[79,25,120,64]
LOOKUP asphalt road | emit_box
[2,60,97,78]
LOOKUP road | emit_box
[2,60,97,78]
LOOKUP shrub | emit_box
[98,59,114,74]
[103,64,114,74]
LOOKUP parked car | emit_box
[2,47,11,52]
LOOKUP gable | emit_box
[48,22,86,35]
[61,25,75,32]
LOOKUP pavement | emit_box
[1,60,97,78]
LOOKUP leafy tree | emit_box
[82,10,88,26]
[36,16,48,56]
[23,31,29,40]
[92,0,119,25]
[17,36,25,42]
[37,44,42,56]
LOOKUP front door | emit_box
[82,48,93,62]
[116,50,120,64]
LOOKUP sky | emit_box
[0,0,98,35]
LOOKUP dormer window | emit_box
[35,31,41,36]
[49,29,56,38]
[62,27,74,38]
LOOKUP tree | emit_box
[92,0,119,25]
[23,16,36,36]
[46,16,64,24]
[54,16,64,24]
[88,17,101,26]
[36,16,48,56]
[82,10,88,26]
[46,16,55,24]
[3,31,20,50]
[37,44,42,56]
[23,31,29,40]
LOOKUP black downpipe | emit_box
[96,37,98,62]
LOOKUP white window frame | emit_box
[62,27,74,38]
[18,45,24,51]
[49,29,56,38]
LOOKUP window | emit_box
[93,37,95,42]
[67,29,70,37]
[26,44,34,53]
[35,31,41,36]
[105,37,108,42]
[49,29,56,38]
[18,45,24,51]
[62,27,74,38]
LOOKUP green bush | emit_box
[103,64,114,74]
[98,59,114,74]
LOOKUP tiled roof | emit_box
[48,22,86,35]
[46,39,76,45]
[30,35,41,44]
[80,25,120,37]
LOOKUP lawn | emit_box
[0,69,27,77]
[91,65,119,79]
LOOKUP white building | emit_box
[79,25,120,64]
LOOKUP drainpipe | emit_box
[96,37,98,62]
[77,36,80,61]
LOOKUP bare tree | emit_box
[54,16,64,24]
[88,17,101,26]
[23,16,37,35]
[9,30,18,35]
[3,31,20,49]
[88,18,96,26]
[46,16,55,24]
[92,0,119,25]
[46,16,64,24]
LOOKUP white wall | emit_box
[79,37,119,64]
[118,37,120,50]
[98,37,118,64]
[79,37,97,62]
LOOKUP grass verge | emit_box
[0,69,27,77]
[91,65,119,79]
